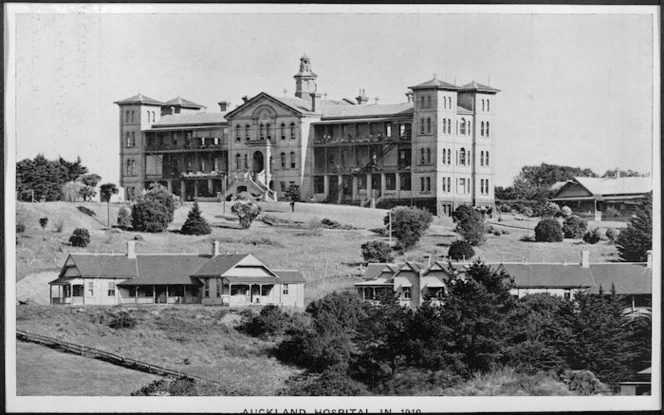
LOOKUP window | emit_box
[459,178,466,194]
[426,148,431,164]
[420,118,425,135]
[403,287,412,299]
[486,122,490,137]
[564,291,571,300]
[459,148,466,165]
[126,132,130,147]
[216,277,222,298]
[280,181,286,192]
[236,125,241,141]
[74,285,84,297]
[283,284,289,295]
[290,122,296,139]
[147,110,150,121]
[487,100,491,112]
[386,173,396,190]
[244,154,248,169]
[386,124,392,136]
[400,174,411,191]
[480,151,485,166]
[421,177,431,193]
[481,121,485,136]
[442,119,447,134]
[281,123,286,139]
[420,96,425,109]
[235,153,241,170]
[448,97,452,108]
[468,122,471,135]
[290,152,296,169]
[447,118,451,134]
[486,151,490,166]
[125,110,130,123]
[126,159,136,176]
[245,124,250,140]
[131,132,136,147]
[107,282,115,296]
[204,279,210,298]
[280,152,286,168]
[266,123,271,140]
[426,118,431,134]
[460,119,466,135]
[482,99,485,111]
[260,286,270,296]
[314,176,324,193]
[131,111,135,123]
[259,124,265,140]
[88,282,94,296]
[152,111,155,122]
[420,148,425,164]
[447,148,451,164]
[427,96,432,108]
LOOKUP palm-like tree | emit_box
[99,183,119,227]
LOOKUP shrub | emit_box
[582,228,601,244]
[237,191,254,201]
[561,206,572,218]
[307,216,323,235]
[361,240,393,263]
[448,240,475,261]
[603,207,620,218]
[138,184,176,224]
[132,376,197,396]
[108,311,137,329]
[452,205,486,246]
[16,223,25,233]
[280,371,371,396]
[180,201,211,235]
[562,215,588,239]
[231,199,262,229]
[69,228,90,247]
[560,370,610,396]
[241,305,292,338]
[385,206,433,250]
[534,219,563,242]
[117,207,132,228]
[132,199,170,232]
[543,202,561,218]
[616,193,652,262]
[605,227,618,242]
[520,206,534,217]
[53,218,65,232]
[39,217,48,230]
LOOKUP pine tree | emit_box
[616,193,652,262]
[180,201,211,235]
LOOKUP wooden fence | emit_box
[16,329,219,385]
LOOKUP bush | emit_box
[616,193,652,262]
[69,228,90,247]
[520,206,534,217]
[582,228,602,244]
[132,376,197,396]
[562,215,588,239]
[452,205,486,246]
[603,207,620,218]
[361,240,393,263]
[448,240,475,261]
[534,219,563,242]
[561,206,572,218]
[132,199,170,232]
[231,199,262,229]
[138,184,176,224]
[53,218,65,232]
[241,305,292,338]
[117,207,132,228]
[385,206,433,250]
[605,227,618,242]
[39,217,48,230]
[280,371,371,396]
[560,370,610,396]
[543,202,561,218]
[16,223,25,233]
[180,201,211,235]
[108,311,137,329]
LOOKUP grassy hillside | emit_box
[16,305,302,395]
[17,342,162,396]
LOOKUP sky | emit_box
[11,5,657,187]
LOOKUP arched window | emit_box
[427,96,432,108]
[152,111,155,122]
[426,148,431,164]
[245,125,250,140]
[486,122,490,137]
[236,125,241,141]
[486,151,490,166]
[426,118,431,134]
[468,122,471,135]
[480,151,484,166]
[460,119,466,135]
[259,124,265,140]
[447,148,451,164]
[131,132,136,147]
[281,123,286,140]
[290,122,296,140]
[290,152,296,169]
[266,124,271,140]
[448,97,452,108]
[459,148,466,165]
[126,132,130,147]
[147,110,150,121]
[244,154,248,169]
[482,99,485,111]
[420,96,425,109]
[420,119,425,135]
[125,111,129,123]
[420,148,425,164]
[487,100,490,112]
[481,121,485,136]
[280,152,286,168]
[131,111,135,123]
[442,119,447,134]
[235,154,241,170]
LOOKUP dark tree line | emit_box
[16,154,91,201]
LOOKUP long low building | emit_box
[357,250,652,312]
[49,241,305,308]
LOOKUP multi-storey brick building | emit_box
[115,55,498,215]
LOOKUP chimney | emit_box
[242,95,249,103]
[580,250,590,268]
[405,92,413,103]
[423,254,432,267]
[126,241,136,259]
[218,101,230,112]
[310,92,317,112]
[647,250,652,268]
[615,170,621,179]
[212,241,220,257]
[356,89,369,105]
[374,97,380,104]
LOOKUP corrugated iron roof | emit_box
[459,81,501,93]
[152,112,228,127]
[499,263,595,288]
[164,97,205,109]
[321,102,414,119]
[114,93,165,106]
[190,254,250,277]
[572,176,652,197]
[588,263,652,295]
[118,255,210,285]
[65,254,138,279]
[275,270,307,283]
[409,77,460,91]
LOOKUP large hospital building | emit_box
[115,55,498,216]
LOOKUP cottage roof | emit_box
[498,263,595,288]
[274,270,307,283]
[362,263,398,281]
[118,255,210,285]
[556,177,652,198]
[588,263,652,295]
[190,254,252,277]
[61,254,138,279]
[164,96,205,109]
[153,112,227,127]
[114,93,165,106]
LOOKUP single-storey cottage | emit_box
[49,241,305,308]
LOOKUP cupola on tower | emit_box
[294,54,319,105]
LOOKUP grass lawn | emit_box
[16,305,302,395]
[16,341,162,396]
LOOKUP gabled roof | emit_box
[588,263,652,295]
[190,254,252,277]
[152,112,227,127]
[60,254,138,279]
[498,263,595,288]
[224,92,316,119]
[164,97,205,109]
[459,81,500,94]
[569,177,652,197]
[274,270,306,283]
[321,102,413,120]
[409,77,460,91]
[362,263,398,281]
[119,255,210,285]
[114,93,165,106]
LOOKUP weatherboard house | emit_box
[49,241,305,308]
[357,250,652,312]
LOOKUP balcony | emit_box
[145,143,225,152]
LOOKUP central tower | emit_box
[294,54,318,102]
